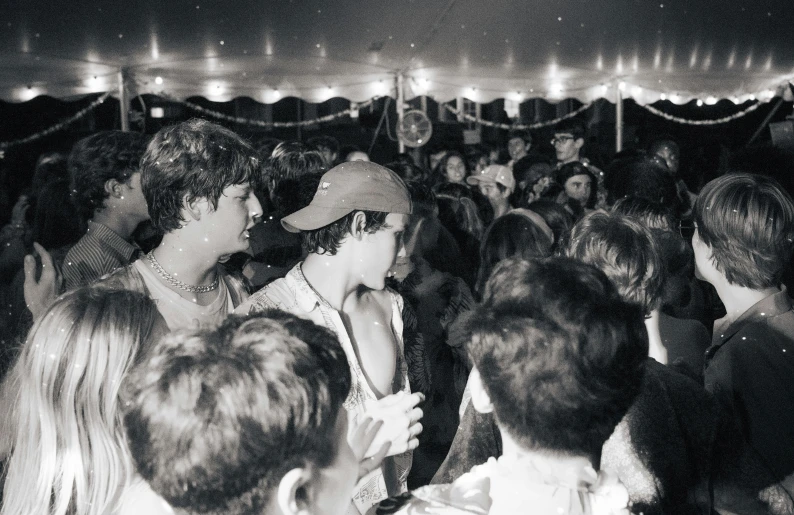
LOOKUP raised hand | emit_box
[362,391,424,457]
[24,242,61,320]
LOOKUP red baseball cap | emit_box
[282,161,413,233]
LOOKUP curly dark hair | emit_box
[468,257,647,457]
[301,210,388,255]
[140,119,263,233]
[68,131,148,221]
[122,310,351,515]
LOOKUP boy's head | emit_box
[123,310,355,515]
[466,164,515,204]
[554,161,595,208]
[68,131,149,223]
[552,118,586,164]
[282,161,412,289]
[306,135,340,169]
[566,211,664,315]
[466,257,647,458]
[140,119,263,235]
[507,130,532,162]
[693,173,794,289]
[140,120,263,256]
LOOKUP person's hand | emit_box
[24,242,61,320]
[349,417,390,481]
[10,195,29,225]
[363,391,424,457]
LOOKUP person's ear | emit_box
[350,211,368,240]
[574,138,585,151]
[183,195,209,222]
[469,367,494,414]
[276,467,313,515]
[104,178,125,199]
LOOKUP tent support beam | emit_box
[396,73,405,153]
[747,96,785,146]
[118,68,130,131]
[615,85,623,153]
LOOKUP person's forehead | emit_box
[567,174,591,183]
[508,137,525,145]
[554,132,575,139]
[224,182,251,194]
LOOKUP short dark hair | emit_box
[508,129,532,145]
[68,131,148,221]
[694,173,794,289]
[306,135,340,156]
[566,212,665,314]
[527,199,574,251]
[123,310,351,515]
[140,119,263,233]
[553,118,586,140]
[266,143,326,213]
[469,257,647,457]
[476,213,553,295]
[611,195,675,231]
[301,210,389,255]
[647,137,680,157]
[604,156,677,207]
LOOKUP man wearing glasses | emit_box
[551,118,604,207]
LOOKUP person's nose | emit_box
[249,195,263,222]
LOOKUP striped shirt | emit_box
[63,221,139,291]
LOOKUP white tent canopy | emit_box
[2,0,793,105]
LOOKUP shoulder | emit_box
[96,260,148,294]
[235,277,294,314]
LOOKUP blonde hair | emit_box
[0,287,159,515]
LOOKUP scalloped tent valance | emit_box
[2,0,793,105]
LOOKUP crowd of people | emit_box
[0,115,792,515]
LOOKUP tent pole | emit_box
[747,96,785,146]
[615,85,623,153]
[396,73,405,153]
[118,68,130,131]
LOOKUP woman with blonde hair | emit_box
[0,286,167,515]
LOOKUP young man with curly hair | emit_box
[236,160,424,514]
[101,119,263,330]
[63,131,150,290]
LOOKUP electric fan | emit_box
[397,110,433,148]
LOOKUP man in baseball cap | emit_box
[235,160,423,514]
[467,164,515,220]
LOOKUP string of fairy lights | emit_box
[0,76,786,151]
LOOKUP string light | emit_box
[154,76,163,85]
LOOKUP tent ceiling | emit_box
[2,0,793,104]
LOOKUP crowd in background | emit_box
[0,115,792,515]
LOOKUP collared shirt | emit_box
[705,287,794,483]
[236,263,412,514]
[63,221,139,291]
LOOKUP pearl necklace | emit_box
[147,251,219,294]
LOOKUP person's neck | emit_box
[560,155,580,165]
[499,425,594,476]
[491,200,510,219]
[151,231,220,287]
[712,279,779,325]
[92,209,140,241]
[645,309,667,364]
[301,251,361,311]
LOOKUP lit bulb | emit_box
[154,76,163,85]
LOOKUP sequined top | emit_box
[236,263,413,514]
